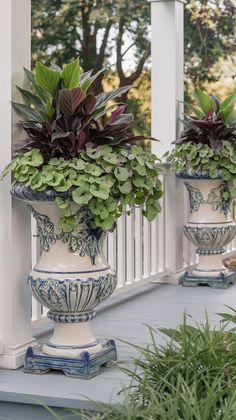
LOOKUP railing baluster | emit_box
[134,207,142,282]
[126,207,134,285]
[117,215,126,288]
[158,174,165,272]
[134,207,142,281]
[107,230,116,272]
[143,213,150,278]
[150,218,158,275]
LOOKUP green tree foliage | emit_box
[31,0,236,136]
[31,0,150,96]
[185,0,236,86]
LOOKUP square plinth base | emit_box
[24,340,117,379]
[181,271,236,289]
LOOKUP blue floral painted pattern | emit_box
[184,182,231,217]
[28,205,105,265]
[184,225,236,254]
[28,273,117,319]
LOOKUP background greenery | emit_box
[31,0,236,137]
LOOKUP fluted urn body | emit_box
[179,174,236,288]
[11,183,117,357]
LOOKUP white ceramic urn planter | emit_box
[11,183,117,378]
[178,173,236,288]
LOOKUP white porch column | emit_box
[0,0,36,369]
[149,0,186,276]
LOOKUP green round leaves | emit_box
[90,183,109,200]
[72,186,92,205]
[169,141,236,199]
[5,144,163,232]
[85,164,103,177]
[114,167,129,181]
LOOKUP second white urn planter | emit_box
[11,183,117,378]
[178,173,236,288]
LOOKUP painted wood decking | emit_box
[1,281,236,418]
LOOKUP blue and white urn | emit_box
[178,173,236,288]
[11,183,117,376]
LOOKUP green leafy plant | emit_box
[1,58,163,232]
[168,90,236,197]
[176,89,236,151]
[169,141,236,199]
[14,59,143,161]
[43,308,236,419]
[5,145,162,232]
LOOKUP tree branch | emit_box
[122,42,136,58]
[126,50,150,85]
[96,19,113,69]
[116,17,126,83]
[117,49,150,91]
[80,1,98,69]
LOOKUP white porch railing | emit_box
[31,164,170,324]
[30,165,236,326]
[1,0,236,369]
[31,164,171,324]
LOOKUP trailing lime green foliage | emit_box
[3,145,162,232]
[45,308,236,419]
[169,141,236,199]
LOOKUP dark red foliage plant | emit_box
[13,59,150,163]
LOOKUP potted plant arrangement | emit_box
[169,89,236,288]
[0,58,163,378]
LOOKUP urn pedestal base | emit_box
[42,319,103,357]
[24,340,117,379]
[181,270,236,289]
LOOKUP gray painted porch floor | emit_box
[1,281,236,418]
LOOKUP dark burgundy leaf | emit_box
[58,87,86,116]
[68,132,76,146]
[72,116,82,131]
[209,137,224,151]
[83,93,96,114]
[108,105,127,125]
[15,65,153,162]
[205,109,214,121]
[110,113,134,126]
[78,130,87,148]
[51,131,73,142]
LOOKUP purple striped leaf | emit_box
[108,105,127,125]
[58,87,86,116]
